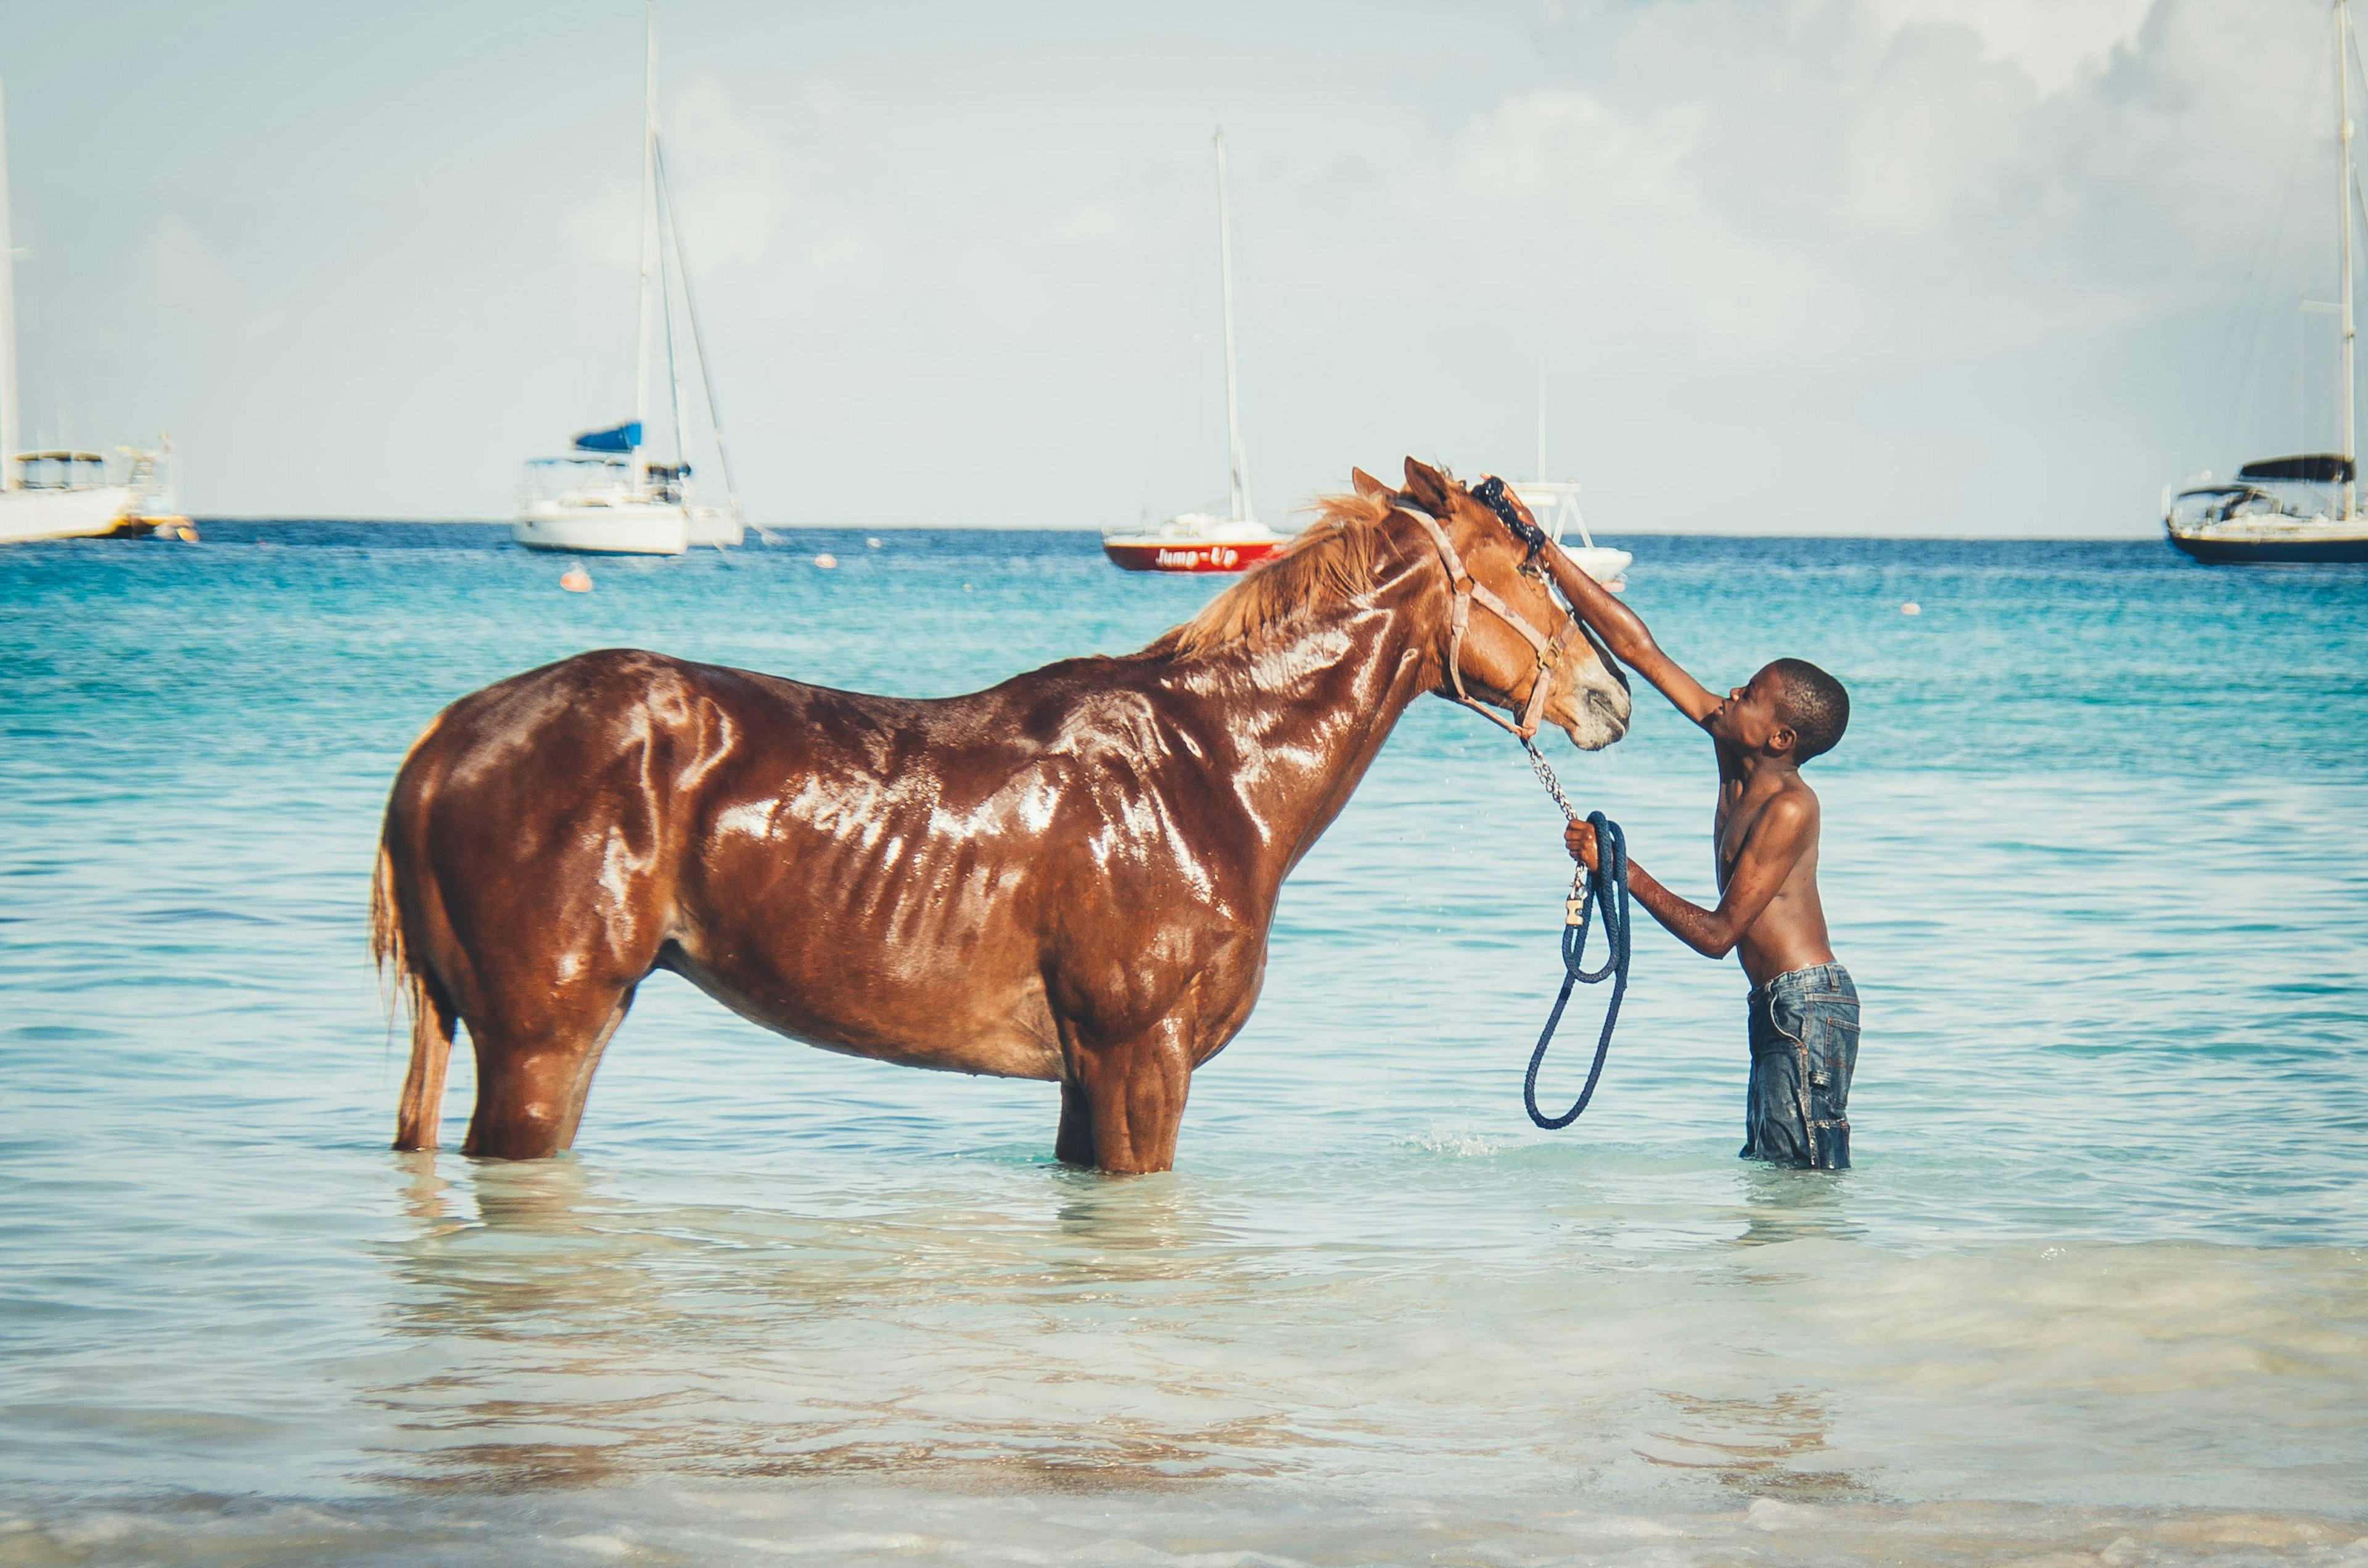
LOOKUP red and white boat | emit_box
[1107,129,1284,575]
[1102,513,1283,573]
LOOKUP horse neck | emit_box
[1167,527,1450,872]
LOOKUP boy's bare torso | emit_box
[1712,745,1833,987]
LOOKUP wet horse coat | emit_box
[372,461,1632,1172]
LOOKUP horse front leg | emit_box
[1056,1013,1194,1175]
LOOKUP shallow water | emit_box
[3,525,2365,1564]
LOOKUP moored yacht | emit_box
[514,6,742,557]
[2165,0,2368,565]
[2164,456,2368,564]
[0,78,132,546]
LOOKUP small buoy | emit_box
[866,537,883,549]
[1900,601,1922,615]
[175,523,199,543]
[814,552,838,569]
[560,569,593,593]
[963,582,973,592]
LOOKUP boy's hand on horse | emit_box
[1564,818,1600,872]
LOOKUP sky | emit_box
[0,0,2344,534]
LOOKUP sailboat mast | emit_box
[0,79,18,495]
[655,145,686,489]
[1214,129,1251,525]
[2343,0,2359,517]
[632,3,659,501]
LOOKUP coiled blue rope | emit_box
[1524,809,1630,1129]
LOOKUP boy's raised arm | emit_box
[1538,540,1721,726]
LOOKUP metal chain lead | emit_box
[1524,738,1590,924]
[1524,738,1579,824]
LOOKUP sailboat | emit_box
[2164,0,2368,564]
[1103,129,1285,573]
[514,6,742,556]
[1512,360,1632,588]
[0,77,131,547]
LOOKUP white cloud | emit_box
[563,72,802,277]
[665,71,794,269]
[1834,23,2034,237]
[1860,0,2156,96]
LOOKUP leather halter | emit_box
[1396,500,1589,741]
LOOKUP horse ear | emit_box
[1402,458,1454,515]
[1350,467,1388,498]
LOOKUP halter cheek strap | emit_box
[1396,502,1585,741]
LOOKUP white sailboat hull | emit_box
[512,502,689,556]
[1563,544,1632,585]
[0,485,129,544]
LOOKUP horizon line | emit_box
[187,515,2167,543]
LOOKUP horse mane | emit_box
[1148,490,1402,659]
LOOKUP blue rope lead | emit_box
[1525,810,1630,1129]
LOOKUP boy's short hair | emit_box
[1770,659,1849,762]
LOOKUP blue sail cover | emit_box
[2237,454,2353,484]
[572,421,643,454]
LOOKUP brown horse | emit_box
[371,459,1633,1173]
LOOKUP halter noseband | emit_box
[1394,492,1589,741]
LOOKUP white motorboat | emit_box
[1511,366,1632,586]
[514,6,744,556]
[1511,480,1630,587]
[1104,130,1283,573]
[2164,0,2368,565]
[0,78,130,546]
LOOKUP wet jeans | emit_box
[1743,961,1859,1170]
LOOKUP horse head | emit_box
[1359,458,1632,751]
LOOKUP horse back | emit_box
[379,647,1265,1080]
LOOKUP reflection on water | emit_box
[371,1155,1305,1495]
[3,528,2366,1562]
[337,1143,2368,1532]
[1729,1161,1862,1249]
[1640,1389,1865,1503]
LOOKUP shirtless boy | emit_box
[1539,541,1859,1170]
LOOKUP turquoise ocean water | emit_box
[2,525,2365,1565]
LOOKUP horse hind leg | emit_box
[459,982,639,1160]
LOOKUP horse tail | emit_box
[374,833,456,1152]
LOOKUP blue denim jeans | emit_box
[1743,961,1858,1170]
